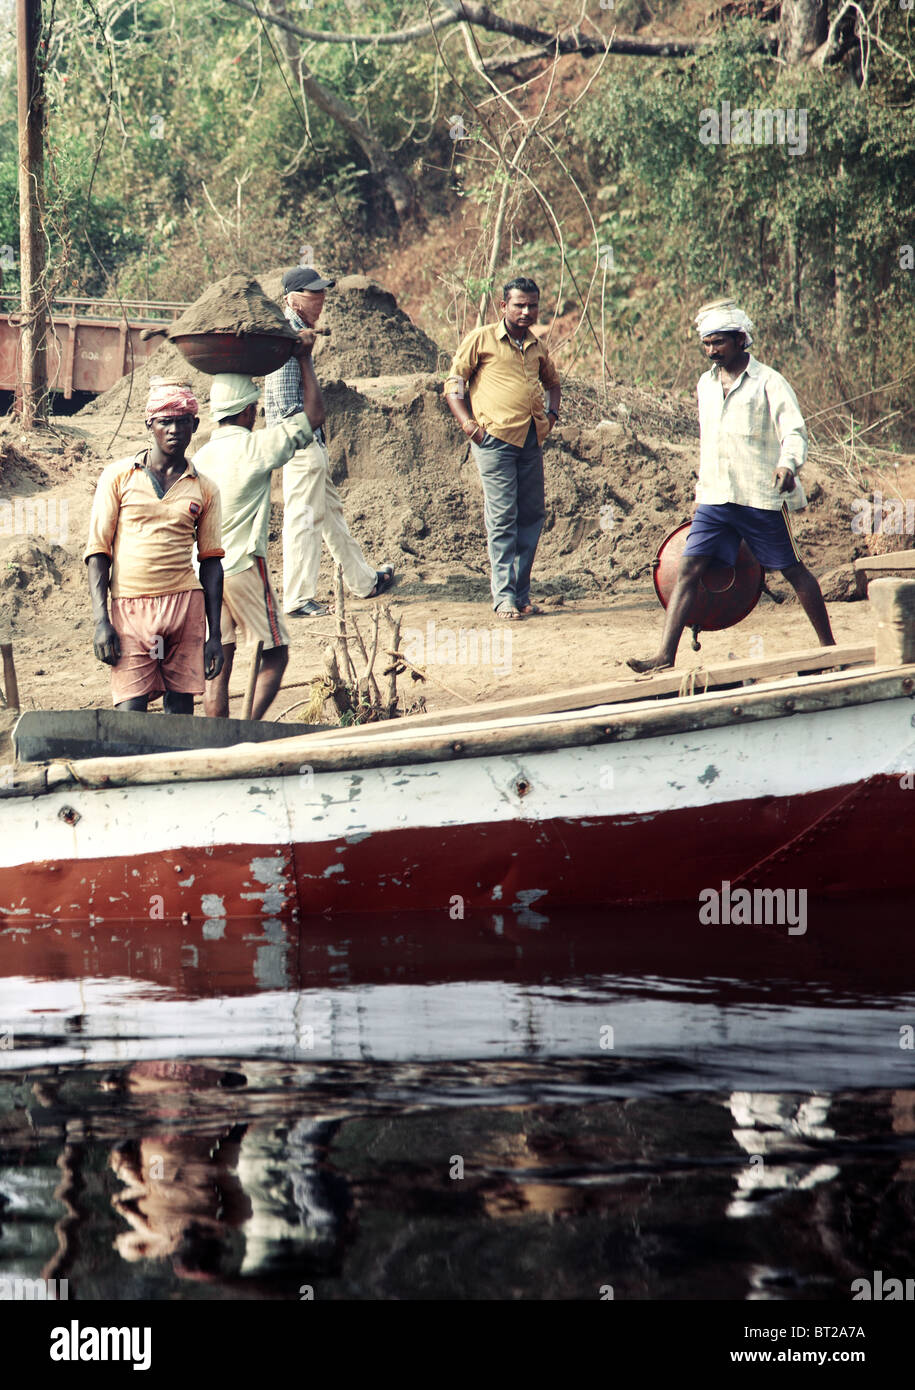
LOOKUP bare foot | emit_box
[626,656,673,674]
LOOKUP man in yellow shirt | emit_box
[445,277,561,619]
[84,379,225,713]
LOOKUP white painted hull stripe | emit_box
[1,700,913,867]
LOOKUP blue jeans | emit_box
[470,423,545,610]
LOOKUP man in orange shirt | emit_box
[85,378,225,714]
[445,277,561,619]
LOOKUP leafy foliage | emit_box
[1,0,913,431]
[574,20,915,414]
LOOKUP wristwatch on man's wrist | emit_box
[547,408,559,422]
[462,419,480,436]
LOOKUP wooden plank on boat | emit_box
[854,550,915,573]
[869,578,915,665]
[300,642,876,741]
[23,664,909,794]
[12,707,322,764]
[854,551,915,597]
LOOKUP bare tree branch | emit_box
[221,0,775,61]
[222,0,462,46]
[262,0,414,216]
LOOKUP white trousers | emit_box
[282,437,377,612]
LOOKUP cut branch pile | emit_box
[309,565,425,726]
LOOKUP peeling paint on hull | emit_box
[2,697,913,923]
[0,774,908,923]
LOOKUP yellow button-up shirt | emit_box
[447,319,560,448]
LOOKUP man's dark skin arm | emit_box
[88,553,224,678]
[87,554,120,665]
[199,557,224,681]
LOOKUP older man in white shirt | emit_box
[628,303,835,673]
[264,265,394,617]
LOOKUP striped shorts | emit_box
[221,558,290,650]
[683,503,802,571]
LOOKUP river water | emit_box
[1,898,914,1303]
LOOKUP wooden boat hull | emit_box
[0,779,906,924]
[2,669,913,923]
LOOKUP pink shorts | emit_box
[109,590,206,704]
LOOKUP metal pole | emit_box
[16,0,47,427]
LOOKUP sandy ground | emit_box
[22,591,880,721]
[0,420,878,742]
[0,582,877,764]
[0,353,907,757]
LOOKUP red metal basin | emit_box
[653,520,763,632]
[171,332,295,376]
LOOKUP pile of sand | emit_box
[169,274,297,339]
[295,375,694,596]
[257,269,441,378]
[77,275,298,427]
[78,272,442,429]
[0,439,34,488]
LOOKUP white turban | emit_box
[695,304,754,347]
[209,373,260,421]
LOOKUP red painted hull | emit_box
[0,774,901,925]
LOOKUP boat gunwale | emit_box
[2,661,913,799]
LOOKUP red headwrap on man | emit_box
[145,377,199,423]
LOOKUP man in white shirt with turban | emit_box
[627,301,835,673]
[195,328,324,720]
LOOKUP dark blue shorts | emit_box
[683,503,801,571]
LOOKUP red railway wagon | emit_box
[0,295,189,399]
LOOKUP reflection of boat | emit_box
[3,900,915,1090]
[3,897,915,1000]
[1,586,914,921]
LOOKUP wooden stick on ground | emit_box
[363,608,381,704]
[241,640,263,721]
[347,613,368,701]
[322,644,351,717]
[383,606,402,718]
[348,613,381,705]
[333,564,359,687]
[388,649,470,704]
[1,643,21,712]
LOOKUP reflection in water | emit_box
[1,902,914,1299]
[727,1094,839,1220]
[107,1062,249,1275]
[99,1062,348,1288]
[237,1116,347,1282]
